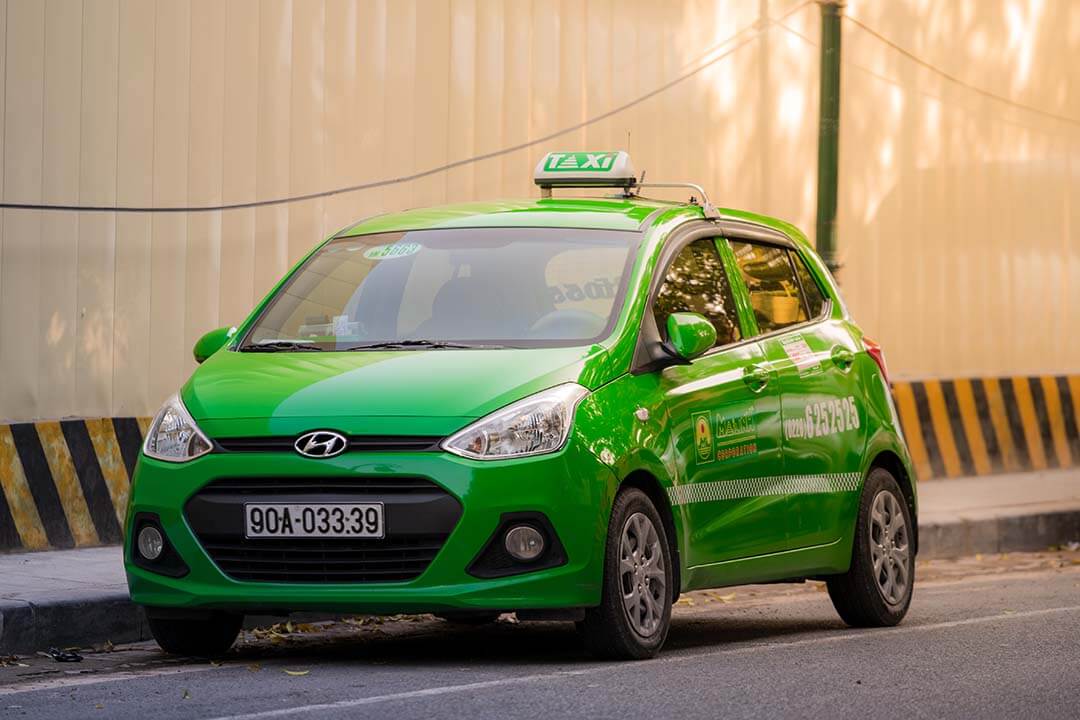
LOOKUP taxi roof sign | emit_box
[533,151,636,189]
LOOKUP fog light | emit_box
[137,526,164,561]
[504,525,545,562]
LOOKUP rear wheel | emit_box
[581,488,673,660]
[147,611,243,658]
[827,467,914,626]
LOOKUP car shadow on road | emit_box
[208,613,848,669]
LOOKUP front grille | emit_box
[201,536,445,583]
[185,476,461,584]
[214,435,443,453]
[197,476,439,495]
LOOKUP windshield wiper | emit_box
[239,340,324,352]
[345,340,509,351]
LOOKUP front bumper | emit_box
[124,439,616,614]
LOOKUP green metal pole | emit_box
[815,0,843,274]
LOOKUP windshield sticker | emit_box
[784,396,860,440]
[780,335,822,377]
[363,242,421,260]
[693,412,714,465]
[549,277,618,303]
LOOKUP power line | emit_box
[0,1,812,215]
[843,15,1080,128]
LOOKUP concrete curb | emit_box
[3,509,1079,654]
[919,508,1080,559]
[0,592,149,655]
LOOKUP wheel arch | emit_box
[618,470,682,602]
[869,450,918,555]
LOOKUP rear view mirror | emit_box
[665,313,716,361]
[193,327,237,364]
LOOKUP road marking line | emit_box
[201,604,1080,720]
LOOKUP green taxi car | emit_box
[126,151,917,660]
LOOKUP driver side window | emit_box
[653,238,741,348]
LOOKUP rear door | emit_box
[726,236,867,550]
[652,236,789,566]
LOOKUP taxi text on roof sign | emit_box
[542,152,619,172]
[533,150,637,188]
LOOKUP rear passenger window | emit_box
[729,241,808,334]
[790,251,826,319]
[653,238,741,347]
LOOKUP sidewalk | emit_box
[2,469,1078,654]
[918,469,1080,558]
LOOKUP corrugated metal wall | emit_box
[0,0,1076,423]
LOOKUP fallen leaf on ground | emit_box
[181,689,191,700]
[0,655,29,668]
[247,663,261,673]
[284,669,310,676]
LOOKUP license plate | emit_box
[244,503,385,539]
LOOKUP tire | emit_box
[827,467,915,627]
[148,612,243,658]
[581,488,673,660]
[435,611,501,625]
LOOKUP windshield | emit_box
[240,227,640,351]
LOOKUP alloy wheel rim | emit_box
[869,489,910,605]
[619,511,666,637]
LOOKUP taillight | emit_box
[862,336,889,385]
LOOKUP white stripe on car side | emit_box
[667,473,862,506]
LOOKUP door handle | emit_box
[743,363,771,392]
[831,346,855,371]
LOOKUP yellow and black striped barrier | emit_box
[892,375,1080,482]
[0,374,1078,552]
[0,417,149,552]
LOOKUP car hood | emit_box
[182,346,611,437]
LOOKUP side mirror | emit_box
[193,327,237,364]
[665,313,716,361]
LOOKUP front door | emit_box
[652,237,788,567]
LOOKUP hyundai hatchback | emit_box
[126,151,917,660]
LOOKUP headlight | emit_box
[143,394,212,463]
[442,383,589,460]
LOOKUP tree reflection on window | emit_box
[653,239,741,347]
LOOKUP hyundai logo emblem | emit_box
[294,431,348,458]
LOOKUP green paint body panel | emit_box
[125,196,915,615]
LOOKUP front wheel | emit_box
[147,611,243,658]
[581,488,673,660]
[827,467,914,626]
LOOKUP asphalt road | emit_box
[2,550,1079,720]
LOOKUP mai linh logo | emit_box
[693,411,714,465]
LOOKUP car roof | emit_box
[334,197,703,236]
[332,196,811,253]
